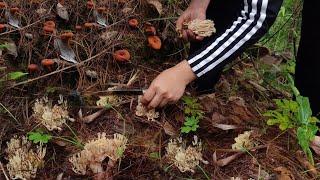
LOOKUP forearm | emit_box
[189,0,211,12]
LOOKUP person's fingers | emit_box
[187,29,196,41]
[141,86,156,105]
[176,15,185,31]
[159,98,169,108]
[195,36,205,41]
[182,30,188,41]
[148,92,163,109]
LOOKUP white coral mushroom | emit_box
[5,136,46,180]
[185,19,216,37]
[33,95,74,131]
[232,131,254,150]
[69,133,127,175]
[165,136,208,173]
[135,96,159,121]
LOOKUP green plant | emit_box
[264,75,319,165]
[28,131,52,144]
[181,96,203,134]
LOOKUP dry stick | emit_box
[9,48,112,88]
[0,17,48,36]
[0,162,9,180]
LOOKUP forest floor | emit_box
[0,0,318,180]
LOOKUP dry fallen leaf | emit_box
[274,167,295,180]
[162,121,178,137]
[147,0,162,15]
[56,3,69,21]
[295,151,318,178]
[213,151,244,167]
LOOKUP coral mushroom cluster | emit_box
[165,136,208,173]
[32,96,74,131]
[135,96,159,121]
[5,136,46,180]
[69,133,128,175]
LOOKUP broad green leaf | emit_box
[7,71,28,80]
[27,131,52,144]
[181,126,191,133]
[296,96,312,125]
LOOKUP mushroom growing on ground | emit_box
[28,64,39,73]
[128,18,139,28]
[147,36,162,50]
[43,21,56,34]
[10,7,19,14]
[84,22,95,29]
[41,59,55,71]
[75,25,82,31]
[165,136,208,173]
[33,96,74,131]
[60,32,74,46]
[0,2,6,9]
[87,0,95,9]
[145,25,156,35]
[113,49,131,62]
[135,96,159,121]
[5,136,46,180]
[69,133,128,179]
[0,24,5,32]
[97,7,107,14]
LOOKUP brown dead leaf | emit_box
[81,109,106,123]
[162,121,178,137]
[228,96,255,122]
[213,151,244,167]
[147,0,163,15]
[274,167,295,180]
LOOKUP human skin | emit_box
[141,0,211,109]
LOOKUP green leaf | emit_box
[296,96,312,125]
[7,71,28,81]
[116,147,125,158]
[27,131,52,144]
[191,124,199,131]
[181,126,192,133]
[297,125,318,165]
[149,152,160,159]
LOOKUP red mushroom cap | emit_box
[113,49,131,62]
[147,36,162,50]
[128,19,139,28]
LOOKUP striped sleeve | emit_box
[187,0,283,77]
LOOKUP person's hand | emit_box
[176,1,209,41]
[141,60,196,109]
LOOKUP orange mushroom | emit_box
[44,21,56,28]
[60,32,74,40]
[41,59,55,71]
[113,49,131,62]
[28,64,39,73]
[87,1,94,9]
[10,7,19,14]
[75,25,82,31]
[148,36,162,50]
[0,24,5,32]
[97,7,107,13]
[128,18,139,28]
[145,26,156,35]
[43,26,55,34]
[0,2,7,9]
[84,22,94,29]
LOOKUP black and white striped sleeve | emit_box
[187,0,283,77]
